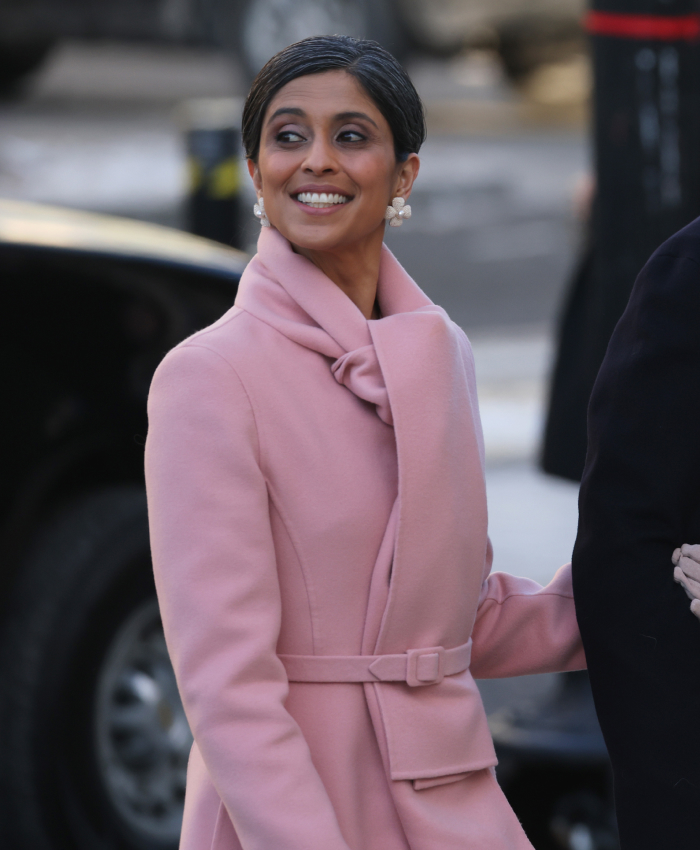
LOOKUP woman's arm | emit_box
[470,559,585,679]
[146,342,350,850]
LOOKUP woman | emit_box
[145,35,585,850]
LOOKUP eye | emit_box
[337,130,365,143]
[277,130,305,143]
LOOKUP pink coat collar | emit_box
[236,226,434,353]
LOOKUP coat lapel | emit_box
[368,307,497,781]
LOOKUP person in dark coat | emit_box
[573,215,700,848]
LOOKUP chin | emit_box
[282,217,384,254]
[279,223,358,253]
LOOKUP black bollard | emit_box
[542,1,700,481]
[181,98,247,249]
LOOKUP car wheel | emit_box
[234,0,407,79]
[500,762,618,850]
[0,487,191,850]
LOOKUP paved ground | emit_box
[0,39,586,714]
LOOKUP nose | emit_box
[301,136,339,175]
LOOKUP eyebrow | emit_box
[266,107,379,129]
[267,106,305,123]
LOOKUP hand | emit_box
[672,544,700,619]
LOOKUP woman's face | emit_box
[248,69,419,253]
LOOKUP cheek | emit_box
[352,155,396,206]
[257,153,295,198]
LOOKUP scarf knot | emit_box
[331,344,393,426]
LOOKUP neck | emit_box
[293,227,384,320]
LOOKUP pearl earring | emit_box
[385,197,411,227]
[253,197,270,227]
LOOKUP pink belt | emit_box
[279,640,472,688]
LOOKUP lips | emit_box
[294,191,350,208]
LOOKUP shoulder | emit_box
[148,340,253,431]
[621,216,700,324]
[150,305,243,389]
[652,215,700,267]
[148,309,258,425]
[150,299,277,397]
[591,218,700,412]
[147,335,261,466]
[174,303,257,366]
[633,216,700,301]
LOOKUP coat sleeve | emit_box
[145,342,351,850]
[470,559,586,679]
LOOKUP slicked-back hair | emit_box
[242,34,426,163]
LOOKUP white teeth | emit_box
[295,191,350,207]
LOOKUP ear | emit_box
[247,158,263,198]
[392,153,420,201]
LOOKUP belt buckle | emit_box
[405,646,445,687]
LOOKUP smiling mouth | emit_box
[294,192,351,208]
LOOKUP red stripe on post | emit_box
[585,10,700,41]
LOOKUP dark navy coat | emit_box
[574,215,700,847]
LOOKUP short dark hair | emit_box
[242,35,426,163]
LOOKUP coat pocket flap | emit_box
[372,669,497,781]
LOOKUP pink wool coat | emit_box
[145,226,586,850]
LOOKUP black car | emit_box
[0,198,247,850]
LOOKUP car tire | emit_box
[0,487,191,850]
[500,762,618,850]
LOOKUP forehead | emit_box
[264,69,386,125]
